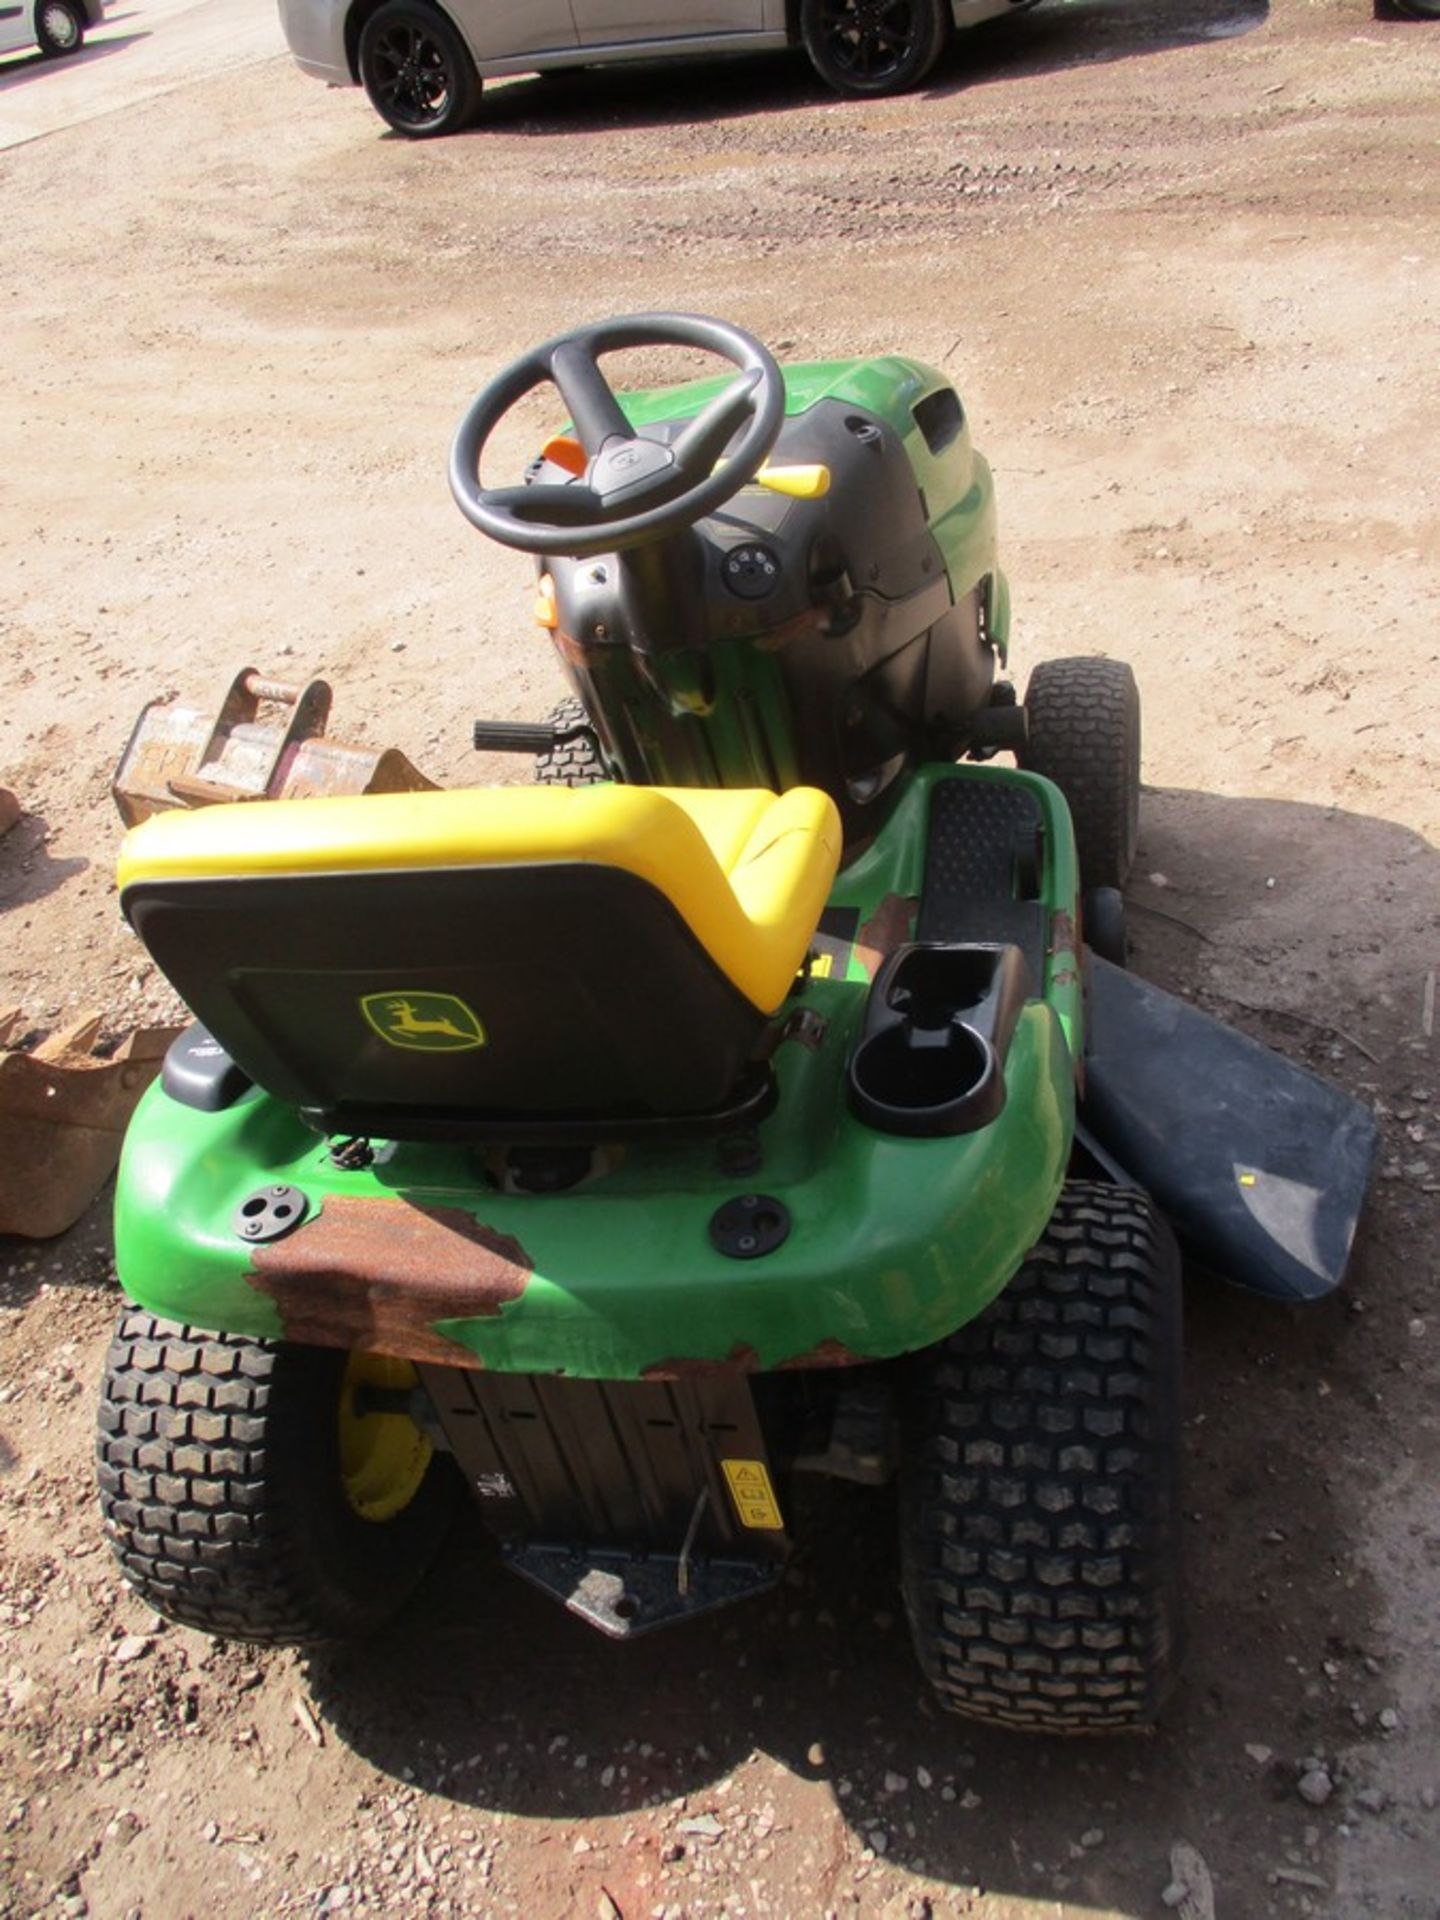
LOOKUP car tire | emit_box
[1019,656,1142,892]
[1385,0,1440,16]
[35,0,85,56]
[533,696,605,786]
[358,1,483,139]
[96,1310,458,1646]
[800,0,950,97]
[899,1181,1184,1733]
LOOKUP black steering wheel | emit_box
[448,313,787,558]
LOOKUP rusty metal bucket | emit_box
[0,1012,184,1239]
[112,668,435,826]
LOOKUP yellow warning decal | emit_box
[721,1457,784,1532]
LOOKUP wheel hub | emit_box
[337,1351,433,1523]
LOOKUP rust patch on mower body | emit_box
[856,894,917,979]
[773,1337,869,1371]
[248,1195,530,1366]
[641,1343,760,1382]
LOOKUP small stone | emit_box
[677,1814,723,1839]
[807,1743,825,1768]
[1354,1787,1387,1815]
[939,1785,957,1804]
[1297,1769,1334,1807]
[960,1789,982,1812]
[915,1765,933,1790]
[112,1636,152,1664]
[1378,1708,1401,1732]
[884,1772,908,1794]
[870,1829,890,1855]
[1079,1828,1104,1848]
[1245,1744,1274,1765]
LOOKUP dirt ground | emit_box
[2,0,1439,1915]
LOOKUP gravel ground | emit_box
[1,1,1438,1916]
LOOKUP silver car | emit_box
[278,0,1034,138]
[0,0,102,61]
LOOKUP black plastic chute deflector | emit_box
[1081,956,1377,1303]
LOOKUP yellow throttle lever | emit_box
[751,464,831,500]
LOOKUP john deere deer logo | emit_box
[360,992,487,1053]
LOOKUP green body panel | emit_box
[113,766,1080,1378]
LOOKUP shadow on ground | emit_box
[0,808,88,919]
[0,31,147,92]
[301,786,1434,1912]
[470,0,1270,139]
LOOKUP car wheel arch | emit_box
[345,0,477,81]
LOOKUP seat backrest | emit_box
[118,783,840,1137]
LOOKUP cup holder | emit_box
[847,942,1030,1139]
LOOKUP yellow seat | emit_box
[118,783,843,1135]
[119,782,841,1014]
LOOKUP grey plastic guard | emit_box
[1081,957,1377,1302]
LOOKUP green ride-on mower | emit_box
[96,315,1375,1734]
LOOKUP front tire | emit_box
[1020,656,1141,892]
[35,0,85,56]
[899,1182,1183,1733]
[358,1,483,139]
[533,696,605,786]
[96,1312,457,1645]
[800,0,950,97]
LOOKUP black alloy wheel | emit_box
[358,2,482,139]
[800,0,950,96]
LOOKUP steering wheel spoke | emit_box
[670,369,766,482]
[483,482,604,526]
[547,341,635,456]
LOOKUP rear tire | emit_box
[800,0,949,97]
[899,1182,1183,1733]
[358,1,482,139]
[96,1311,457,1646]
[35,0,85,56]
[533,696,605,786]
[1020,656,1141,892]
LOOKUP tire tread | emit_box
[901,1183,1182,1733]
